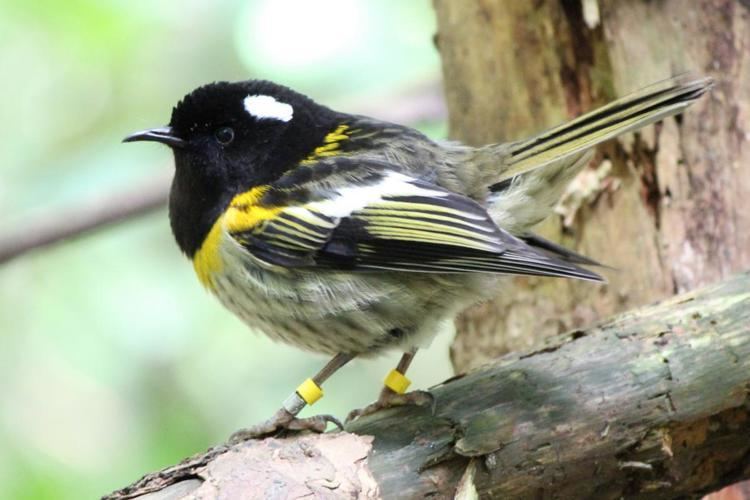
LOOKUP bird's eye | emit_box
[214,126,235,145]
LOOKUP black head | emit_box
[124,80,339,256]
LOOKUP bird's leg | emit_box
[346,349,434,423]
[229,352,354,442]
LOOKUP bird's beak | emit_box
[123,126,186,148]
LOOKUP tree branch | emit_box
[0,174,171,265]
[0,82,446,265]
[104,271,750,499]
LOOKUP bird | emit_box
[124,75,711,440]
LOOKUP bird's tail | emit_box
[485,75,712,234]
[490,75,713,189]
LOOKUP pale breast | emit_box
[196,228,483,356]
[204,232,400,354]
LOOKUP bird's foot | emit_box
[228,407,343,443]
[346,389,435,423]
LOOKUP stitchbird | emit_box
[125,76,711,438]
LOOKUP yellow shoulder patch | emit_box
[224,186,283,233]
[192,186,282,290]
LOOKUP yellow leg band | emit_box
[296,378,323,405]
[384,369,411,394]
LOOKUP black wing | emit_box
[226,161,602,281]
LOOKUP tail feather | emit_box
[520,233,605,267]
[490,75,713,188]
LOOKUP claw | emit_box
[286,413,344,432]
[229,408,343,443]
[346,389,435,423]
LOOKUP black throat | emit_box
[168,161,232,258]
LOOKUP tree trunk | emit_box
[105,272,750,500]
[434,0,750,367]
[433,1,750,497]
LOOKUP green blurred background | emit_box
[0,1,453,498]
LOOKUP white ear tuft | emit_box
[243,95,294,122]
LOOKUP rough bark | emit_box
[433,0,750,369]
[105,271,750,500]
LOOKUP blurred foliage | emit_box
[0,1,450,499]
